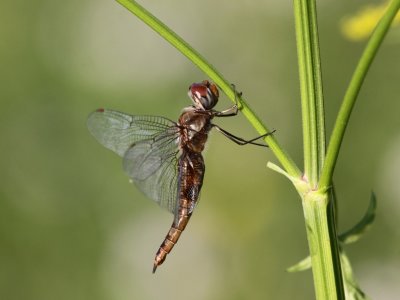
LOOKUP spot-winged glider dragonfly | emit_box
[87,80,273,273]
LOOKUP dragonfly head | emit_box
[188,80,219,110]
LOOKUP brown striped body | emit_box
[152,108,213,272]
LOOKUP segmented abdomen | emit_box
[152,152,205,273]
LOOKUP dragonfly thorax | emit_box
[178,108,213,153]
[188,80,219,111]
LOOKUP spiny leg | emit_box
[213,124,276,147]
[213,83,242,117]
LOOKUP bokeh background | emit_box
[1,0,399,299]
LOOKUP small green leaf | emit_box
[267,162,308,196]
[267,162,300,183]
[339,192,377,244]
[341,252,370,300]
[287,256,311,273]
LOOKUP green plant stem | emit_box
[116,0,302,177]
[294,0,315,182]
[293,0,343,299]
[319,0,400,189]
[302,192,342,300]
[309,0,326,175]
[293,0,325,187]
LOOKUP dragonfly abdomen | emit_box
[152,153,204,273]
[152,214,191,273]
[152,200,196,273]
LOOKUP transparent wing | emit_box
[87,108,178,157]
[87,108,181,214]
[123,130,181,214]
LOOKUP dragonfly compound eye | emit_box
[188,80,219,110]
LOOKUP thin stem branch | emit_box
[319,0,400,189]
[116,0,302,177]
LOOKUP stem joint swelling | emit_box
[282,168,327,202]
[307,189,328,204]
[292,177,329,205]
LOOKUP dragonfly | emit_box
[87,80,274,273]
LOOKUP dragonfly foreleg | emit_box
[212,83,244,117]
[212,124,275,147]
[213,104,238,117]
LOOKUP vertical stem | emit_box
[293,0,344,298]
[294,0,316,183]
[302,192,344,300]
[309,0,326,170]
[293,0,325,186]
[326,191,344,297]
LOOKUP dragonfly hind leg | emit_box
[213,124,276,147]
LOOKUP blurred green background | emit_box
[1,0,399,299]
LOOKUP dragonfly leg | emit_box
[212,124,276,147]
[213,104,238,117]
[213,83,243,117]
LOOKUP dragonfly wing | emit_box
[123,131,181,214]
[87,109,177,157]
[88,108,181,213]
